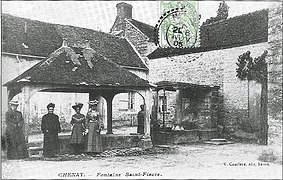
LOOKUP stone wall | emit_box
[125,20,148,57]
[125,20,156,57]
[149,42,268,139]
[267,2,282,149]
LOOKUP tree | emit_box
[236,50,268,145]
[236,51,253,121]
[203,1,229,25]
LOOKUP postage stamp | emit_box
[155,1,200,48]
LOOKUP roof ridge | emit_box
[202,8,268,27]
[130,19,155,29]
[4,44,149,87]
[2,13,148,69]
[2,13,118,39]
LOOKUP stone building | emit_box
[1,12,149,134]
[1,2,282,149]
[110,2,157,59]
[145,2,282,147]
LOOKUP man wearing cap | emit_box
[41,103,61,157]
[5,100,29,159]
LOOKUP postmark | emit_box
[155,1,199,48]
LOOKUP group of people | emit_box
[3,98,148,159]
[3,99,104,159]
[41,99,104,157]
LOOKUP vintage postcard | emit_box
[1,0,282,179]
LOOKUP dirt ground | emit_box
[2,143,282,179]
[28,126,138,143]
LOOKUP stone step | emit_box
[204,138,233,145]
[209,138,227,142]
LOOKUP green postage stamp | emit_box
[155,1,200,48]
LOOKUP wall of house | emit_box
[1,54,42,134]
[149,42,268,139]
[267,2,282,149]
[125,21,156,58]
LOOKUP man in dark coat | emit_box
[5,101,29,159]
[137,104,145,134]
[41,103,61,157]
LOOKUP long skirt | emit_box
[5,128,29,159]
[137,119,144,134]
[70,124,84,144]
[43,132,60,157]
[86,122,102,153]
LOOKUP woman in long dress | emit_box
[41,103,61,158]
[85,100,103,154]
[70,103,86,155]
[5,101,29,159]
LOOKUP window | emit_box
[128,92,135,110]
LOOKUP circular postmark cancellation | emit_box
[155,7,199,48]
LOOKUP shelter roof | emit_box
[4,40,150,89]
[1,13,147,69]
[154,81,219,91]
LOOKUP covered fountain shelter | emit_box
[3,39,152,152]
[151,80,221,144]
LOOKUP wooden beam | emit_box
[102,92,116,134]
[175,88,183,125]
[106,97,113,134]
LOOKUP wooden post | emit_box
[104,93,115,134]
[260,68,268,145]
[163,88,166,129]
[175,88,183,125]
[144,88,151,136]
[151,90,159,120]
[22,86,31,143]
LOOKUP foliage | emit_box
[236,51,254,81]
[236,50,268,83]
[203,1,229,25]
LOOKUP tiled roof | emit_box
[1,13,147,69]
[148,9,268,59]
[128,19,155,42]
[4,43,150,88]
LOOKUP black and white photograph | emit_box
[1,0,282,179]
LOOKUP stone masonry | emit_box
[267,2,282,149]
[125,20,150,57]
[149,42,268,138]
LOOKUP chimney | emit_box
[110,2,133,34]
[61,38,68,47]
[116,2,133,20]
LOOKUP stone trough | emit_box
[154,129,219,145]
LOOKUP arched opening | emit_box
[28,91,90,143]
[110,90,145,135]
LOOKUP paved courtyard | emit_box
[2,143,282,179]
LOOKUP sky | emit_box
[2,1,275,33]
